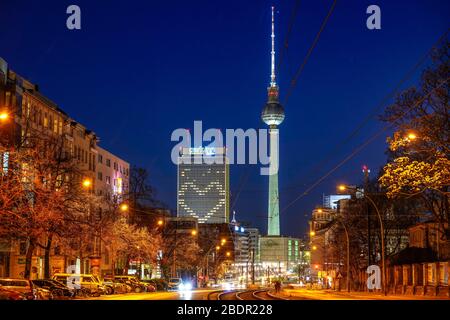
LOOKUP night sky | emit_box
[1,0,448,238]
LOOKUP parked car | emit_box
[141,279,167,291]
[0,278,50,300]
[31,279,73,299]
[0,285,26,300]
[168,278,183,291]
[52,273,105,297]
[114,276,147,293]
[101,277,131,294]
[140,281,156,292]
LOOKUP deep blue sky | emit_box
[1,0,448,238]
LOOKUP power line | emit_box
[277,0,301,72]
[280,76,450,214]
[234,29,450,196]
[284,29,450,190]
[283,0,338,106]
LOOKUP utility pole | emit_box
[363,165,371,266]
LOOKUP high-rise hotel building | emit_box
[177,147,229,224]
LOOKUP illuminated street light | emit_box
[317,208,323,213]
[191,230,197,236]
[120,203,129,212]
[338,185,346,192]
[157,219,164,226]
[0,111,9,121]
[310,231,316,237]
[407,132,417,141]
[226,251,231,257]
[216,246,220,251]
[312,245,317,251]
[82,178,92,188]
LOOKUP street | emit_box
[82,288,449,301]
[85,289,213,300]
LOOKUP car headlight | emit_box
[178,283,184,290]
[184,283,192,290]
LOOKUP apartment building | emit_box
[0,57,129,278]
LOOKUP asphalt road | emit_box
[86,289,287,300]
[86,289,214,300]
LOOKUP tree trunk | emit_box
[44,234,53,278]
[24,239,36,279]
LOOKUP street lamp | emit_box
[120,203,129,212]
[337,184,387,296]
[407,132,417,141]
[312,245,317,251]
[191,229,197,236]
[226,251,231,257]
[0,111,9,121]
[216,246,220,251]
[82,178,92,189]
[157,219,164,226]
[310,231,316,237]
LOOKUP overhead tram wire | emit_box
[283,0,338,106]
[279,76,450,214]
[237,28,450,195]
[277,0,301,72]
[286,28,450,187]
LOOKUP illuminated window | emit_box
[117,177,123,194]
[1,152,9,174]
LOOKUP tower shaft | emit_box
[267,127,280,236]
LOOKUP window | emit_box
[114,162,118,171]
[117,177,123,194]
[19,241,27,255]
[1,152,9,174]
[5,91,11,106]
[53,118,58,133]
[98,172,103,181]
[59,120,63,135]
[104,249,109,264]
[98,155,103,164]
[43,113,48,128]
[106,159,111,167]
[106,176,111,184]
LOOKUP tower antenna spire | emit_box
[270,6,276,87]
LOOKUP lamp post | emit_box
[338,184,387,296]
[335,218,350,293]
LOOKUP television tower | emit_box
[261,6,285,236]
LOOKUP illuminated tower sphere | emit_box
[261,6,284,236]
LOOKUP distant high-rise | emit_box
[177,147,229,223]
[261,7,285,236]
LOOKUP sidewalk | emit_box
[273,288,450,300]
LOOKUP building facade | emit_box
[0,57,130,278]
[259,236,303,283]
[177,147,229,224]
